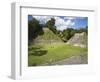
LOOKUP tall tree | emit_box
[45,18,57,33]
[28,18,43,42]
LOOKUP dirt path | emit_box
[52,55,88,65]
[41,55,88,66]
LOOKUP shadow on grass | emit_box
[28,46,43,51]
[29,46,48,56]
[29,50,47,56]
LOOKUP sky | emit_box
[28,15,88,31]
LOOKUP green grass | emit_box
[28,43,87,66]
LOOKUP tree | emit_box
[28,18,43,42]
[76,26,88,34]
[45,18,57,33]
[62,28,75,42]
[46,18,55,28]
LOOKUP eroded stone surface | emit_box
[67,32,87,48]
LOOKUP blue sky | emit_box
[28,15,33,21]
[28,15,88,31]
[71,17,88,29]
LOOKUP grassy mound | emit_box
[34,28,62,43]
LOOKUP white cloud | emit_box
[64,16,87,20]
[54,17,75,31]
[63,17,76,20]
[32,16,53,24]
[32,16,75,31]
[71,22,75,26]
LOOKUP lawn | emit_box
[28,43,87,66]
